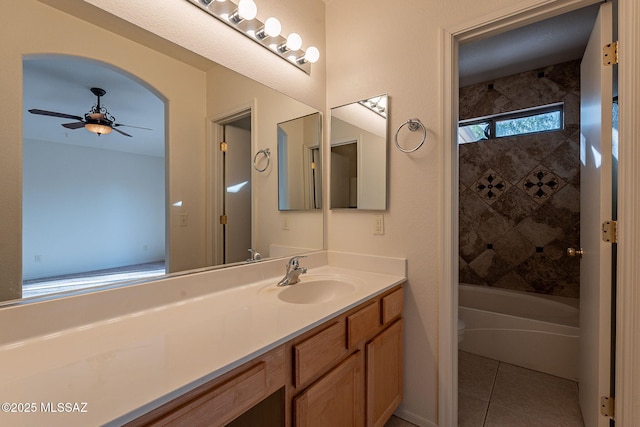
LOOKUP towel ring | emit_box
[394,118,426,153]
[253,148,271,172]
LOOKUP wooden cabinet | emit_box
[366,319,403,427]
[128,285,404,427]
[293,352,363,427]
[126,346,286,427]
[293,321,347,387]
[293,286,404,427]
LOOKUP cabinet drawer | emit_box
[381,288,403,325]
[347,301,380,348]
[293,351,364,427]
[294,321,346,387]
[152,362,267,426]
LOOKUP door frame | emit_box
[439,0,640,425]
[206,101,256,267]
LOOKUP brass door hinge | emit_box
[600,396,614,418]
[602,220,618,243]
[603,41,619,66]
[220,214,228,225]
[219,141,228,152]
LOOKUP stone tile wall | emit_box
[458,60,580,298]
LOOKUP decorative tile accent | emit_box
[474,169,508,204]
[522,168,564,202]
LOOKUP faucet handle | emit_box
[247,249,262,262]
[288,255,306,269]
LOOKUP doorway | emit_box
[209,108,254,266]
[441,1,617,426]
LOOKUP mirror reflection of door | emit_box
[330,141,358,208]
[277,112,322,211]
[222,118,252,264]
[309,147,321,209]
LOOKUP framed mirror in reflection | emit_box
[330,94,388,210]
[1,1,323,304]
[277,112,322,211]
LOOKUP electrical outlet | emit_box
[373,214,384,235]
[283,215,290,230]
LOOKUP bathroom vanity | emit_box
[127,285,403,427]
[0,252,405,427]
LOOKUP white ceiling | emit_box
[23,56,165,157]
[459,4,600,87]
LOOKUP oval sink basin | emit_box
[277,278,357,304]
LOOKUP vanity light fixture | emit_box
[229,0,257,23]
[297,46,320,64]
[255,17,281,39]
[359,95,388,118]
[187,0,319,74]
[278,32,302,53]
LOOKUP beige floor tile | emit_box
[458,393,489,427]
[484,402,559,427]
[490,363,583,426]
[459,351,499,401]
[498,362,578,391]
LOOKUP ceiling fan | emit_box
[28,87,151,137]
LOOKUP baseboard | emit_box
[393,408,437,427]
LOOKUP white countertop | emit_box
[0,252,405,426]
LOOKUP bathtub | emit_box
[458,283,580,381]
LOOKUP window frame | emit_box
[458,102,564,143]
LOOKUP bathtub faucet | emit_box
[277,256,307,286]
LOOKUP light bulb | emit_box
[238,0,257,21]
[264,17,281,38]
[286,33,302,51]
[305,46,320,63]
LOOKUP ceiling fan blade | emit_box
[28,109,84,121]
[61,122,86,130]
[112,127,132,137]
[114,123,152,131]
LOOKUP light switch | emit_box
[373,214,384,235]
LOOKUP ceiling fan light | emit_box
[85,123,113,136]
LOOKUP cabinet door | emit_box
[366,319,403,427]
[293,352,364,427]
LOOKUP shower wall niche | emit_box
[458,60,580,298]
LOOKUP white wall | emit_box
[22,139,165,279]
[324,0,536,425]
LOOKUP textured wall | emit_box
[459,60,581,298]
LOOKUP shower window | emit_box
[458,121,490,144]
[459,103,563,144]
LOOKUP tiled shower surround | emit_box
[458,60,580,298]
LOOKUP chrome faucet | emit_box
[246,249,262,263]
[277,256,307,286]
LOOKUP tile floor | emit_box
[459,351,584,426]
[385,415,417,427]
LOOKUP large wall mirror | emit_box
[0,1,323,304]
[330,95,388,210]
[277,113,322,211]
